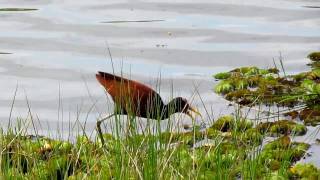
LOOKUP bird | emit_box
[95,71,201,145]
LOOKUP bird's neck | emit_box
[162,99,179,119]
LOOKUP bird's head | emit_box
[171,97,202,120]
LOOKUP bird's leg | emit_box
[96,114,114,147]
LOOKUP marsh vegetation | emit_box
[0,52,320,179]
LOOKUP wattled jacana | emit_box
[96,71,201,145]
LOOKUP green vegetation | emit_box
[209,51,320,179]
[290,163,320,179]
[213,51,320,123]
[256,120,307,136]
[0,51,319,179]
[0,113,311,179]
[207,115,253,132]
[299,108,320,126]
[241,136,311,179]
[308,52,320,62]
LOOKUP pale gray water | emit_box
[0,0,320,162]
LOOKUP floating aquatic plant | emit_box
[160,131,204,146]
[213,52,320,128]
[308,52,320,62]
[239,136,310,179]
[207,115,253,132]
[289,163,320,179]
[261,136,310,165]
[213,72,231,80]
[256,120,307,137]
[299,108,320,126]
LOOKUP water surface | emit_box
[0,0,319,148]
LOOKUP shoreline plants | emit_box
[0,52,320,179]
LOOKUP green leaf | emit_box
[214,72,231,80]
[215,81,234,94]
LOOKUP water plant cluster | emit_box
[0,113,318,179]
[214,52,320,126]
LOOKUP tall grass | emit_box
[0,74,317,179]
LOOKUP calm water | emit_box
[0,0,320,160]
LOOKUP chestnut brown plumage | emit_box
[95,71,201,145]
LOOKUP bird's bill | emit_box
[186,106,202,120]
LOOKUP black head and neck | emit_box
[162,97,201,120]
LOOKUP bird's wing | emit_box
[96,71,163,114]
